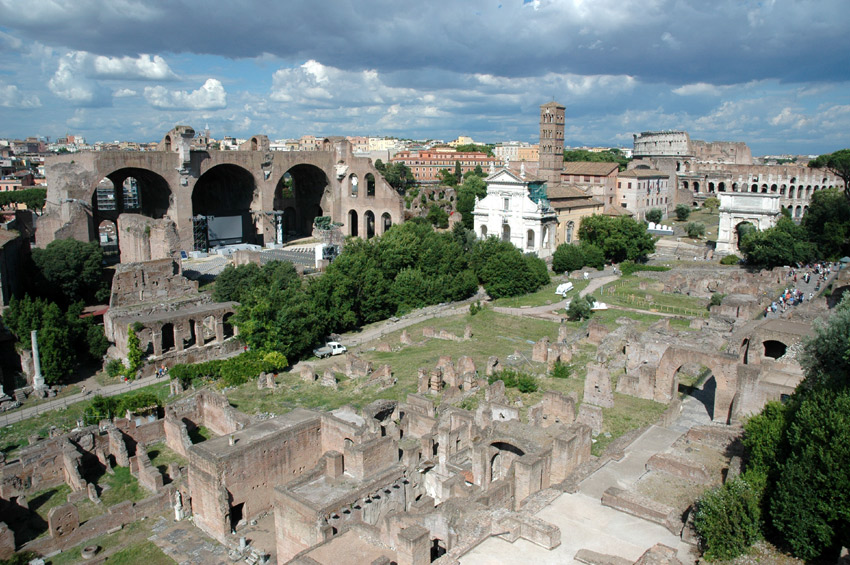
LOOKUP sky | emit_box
[0,0,848,155]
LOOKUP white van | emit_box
[555,282,574,297]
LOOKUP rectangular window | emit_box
[504,197,510,210]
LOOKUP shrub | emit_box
[579,242,605,270]
[675,204,691,221]
[693,478,762,561]
[567,296,593,320]
[469,301,483,315]
[106,359,126,378]
[645,208,663,224]
[708,293,726,310]
[703,197,720,212]
[686,222,706,238]
[488,369,538,393]
[720,254,741,265]
[552,243,585,273]
[550,361,571,379]
[619,261,670,276]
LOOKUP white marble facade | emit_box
[472,169,557,258]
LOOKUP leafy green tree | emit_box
[693,478,762,561]
[212,263,264,303]
[645,208,663,224]
[427,205,449,228]
[739,217,814,269]
[801,188,850,259]
[454,160,462,182]
[456,174,487,229]
[808,149,850,195]
[563,148,630,171]
[455,144,495,157]
[126,327,143,376]
[675,204,691,221]
[471,238,547,299]
[578,215,655,263]
[552,244,585,273]
[566,295,593,320]
[30,239,109,305]
[686,222,706,238]
[579,242,606,270]
[0,187,47,212]
[703,196,720,212]
[438,168,458,187]
[377,162,415,192]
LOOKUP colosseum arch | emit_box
[655,347,739,423]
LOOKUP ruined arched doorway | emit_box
[381,212,392,234]
[223,313,235,340]
[193,164,259,247]
[656,348,736,423]
[349,210,359,237]
[92,169,172,255]
[97,219,119,264]
[274,165,330,239]
[161,322,175,355]
[489,441,525,482]
[365,211,375,239]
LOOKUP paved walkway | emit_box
[461,391,713,565]
[0,373,165,427]
[764,264,838,319]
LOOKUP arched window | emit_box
[366,173,375,197]
[349,174,358,197]
[480,225,487,238]
[526,230,535,249]
[566,221,574,244]
[501,224,510,242]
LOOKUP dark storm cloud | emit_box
[2,0,847,86]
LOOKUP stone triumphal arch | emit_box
[37,127,404,262]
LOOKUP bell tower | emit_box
[539,101,565,185]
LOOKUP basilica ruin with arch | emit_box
[36,126,405,263]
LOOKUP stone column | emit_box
[194,320,204,347]
[152,329,163,357]
[215,317,224,343]
[174,323,184,352]
[31,330,45,389]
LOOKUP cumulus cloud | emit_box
[91,54,177,80]
[48,54,102,104]
[144,78,227,110]
[673,83,722,96]
[0,83,41,108]
[113,88,137,97]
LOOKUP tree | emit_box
[378,162,416,192]
[703,197,720,212]
[693,478,762,561]
[809,149,850,196]
[686,222,706,238]
[438,168,458,187]
[578,215,656,263]
[126,327,143,376]
[426,205,449,228]
[675,204,691,221]
[30,239,109,305]
[739,217,814,269]
[566,294,594,320]
[454,160,462,182]
[579,242,606,270]
[456,174,488,229]
[563,148,630,171]
[552,244,585,273]
[801,188,850,259]
[455,144,495,157]
[645,208,663,224]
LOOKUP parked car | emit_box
[313,341,347,358]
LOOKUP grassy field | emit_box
[147,441,187,477]
[97,466,147,507]
[661,207,720,242]
[46,520,173,565]
[592,275,709,317]
[491,278,590,308]
[0,381,172,459]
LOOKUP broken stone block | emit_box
[464,325,473,339]
[532,337,550,363]
[584,364,614,408]
[577,404,603,435]
[400,330,413,345]
[321,369,338,389]
[48,503,79,538]
[300,364,317,383]
[376,342,392,352]
[485,380,505,403]
[558,324,568,343]
[486,356,501,376]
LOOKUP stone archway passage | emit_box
[275,165,330,238]
[193,164,258,246]
[655,346,738,423]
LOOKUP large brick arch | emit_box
[37,131,405,256]
[655,347,739,423]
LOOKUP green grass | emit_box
[661,208,720,241]
[46,520,169,565]
[98,466,146,507]
[187,425,213,444]
[593,275,709,317]
[592,393,667,455]
[0,381,171,460]
[146,442,187,476]
[491,279,590,308]
[106,541,174,564]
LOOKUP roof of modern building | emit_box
[561,161,619,176]
[619,168,668,178]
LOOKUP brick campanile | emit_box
[539,101,565,185]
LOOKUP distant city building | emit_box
[390,150,497,183]
[546,184,603,245]
[616,168,672,220]
[560,162,619,200]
